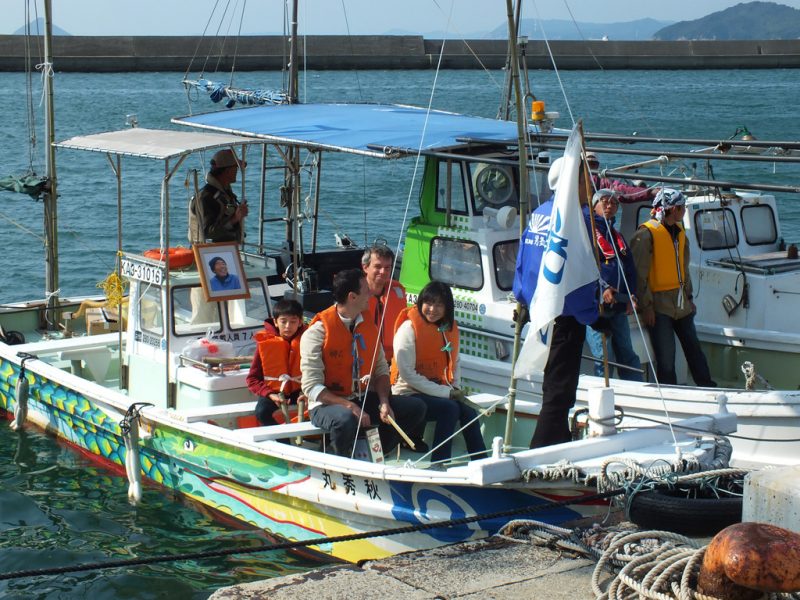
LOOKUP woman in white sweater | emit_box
[390,281,487,463]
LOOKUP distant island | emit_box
[654,1,800,40]
[12,18,70,36]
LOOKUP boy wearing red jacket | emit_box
[247,299,306,425]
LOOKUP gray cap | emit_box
[592,188,618,206]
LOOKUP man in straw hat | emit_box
[188,148,248,244]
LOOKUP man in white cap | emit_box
[512,157,600,448]
[188,148,248,244]
[630,188,716,387]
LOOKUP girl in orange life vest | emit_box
[246,299,306,426]
[391,281,487,464]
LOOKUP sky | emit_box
[6,0,800,36]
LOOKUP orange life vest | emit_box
[254,329,303,395]
[311,305,381,397]
[390,306,460,386]
[642,219,686,292]
[366,280,407,361]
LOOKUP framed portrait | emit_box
[193,242,251,302]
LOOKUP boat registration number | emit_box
[121,259,164,285]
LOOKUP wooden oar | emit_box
[202,356,252,365]
[278,393,291,424]
[294,397,305,445]
[385,414,415,450]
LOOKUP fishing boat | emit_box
[0,120,738,563]
[0,1,737,564]
[390,132,800,468]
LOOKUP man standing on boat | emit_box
[585,189,643,381]
[300,269,426,457]
[513,153,599,449]
[361,244,406,363]
[188,148,248,244]
[630,188,716,387]
[586,152,655,204]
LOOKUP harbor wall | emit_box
[2,36,800,71]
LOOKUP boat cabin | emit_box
[123,250,277,409]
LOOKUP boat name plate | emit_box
[121,258,165,285]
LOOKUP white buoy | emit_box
[10,371,29,431]
[123,418,143,504]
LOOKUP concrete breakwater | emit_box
[2,36,800,71]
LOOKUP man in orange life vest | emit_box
[361,244,406,363]
[630,188,716,387]
[246,299,306,426]
[300,269,426,457]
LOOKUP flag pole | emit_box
[578,122,610,387]
[502,0,530,451]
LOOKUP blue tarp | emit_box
[172,103,531,158]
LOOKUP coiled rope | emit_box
[499,521,800,600]
[0,488,623,581]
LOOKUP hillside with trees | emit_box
[654,1,800,40]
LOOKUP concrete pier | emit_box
[208,536,597,600]
[2,36,800,71]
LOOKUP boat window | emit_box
[741,205,777,245]
[140,284,164,337]
[469,163,518,213]
[171,285,222,337]
[430,238,483,290]
[493,241,519,291]
[694,209,738,250]
[436,160,468,214]
[228,279,270,330]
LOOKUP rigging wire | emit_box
[182,0,222,83]
[23,0,42,173]
[348,0,458,460]
[228,0,247,87]
[530,0,575,126]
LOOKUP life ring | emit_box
[143,247,194,269]
[627,487,742,536]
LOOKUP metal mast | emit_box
[43,0,60,328]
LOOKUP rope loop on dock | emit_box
[498,521,800,600]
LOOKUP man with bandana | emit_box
[630,188,716,387]
[585,189,642,381]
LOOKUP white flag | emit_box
[514,125,598,379]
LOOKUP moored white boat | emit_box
[0,121,736,563]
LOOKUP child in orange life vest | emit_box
[246,299,306,426]
[390,281,487,463]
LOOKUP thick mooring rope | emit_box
[499,521,800,600]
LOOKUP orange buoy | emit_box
[698,522,800,599]
[143,247,194,269]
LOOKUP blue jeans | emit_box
[586,309,643,381]
[402,392,487,463]
[648,312,716,387]
[310,391,426,457]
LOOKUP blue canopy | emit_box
[172,103,530,159]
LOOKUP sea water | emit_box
[1,68,800,304]
[1,68,799,598]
